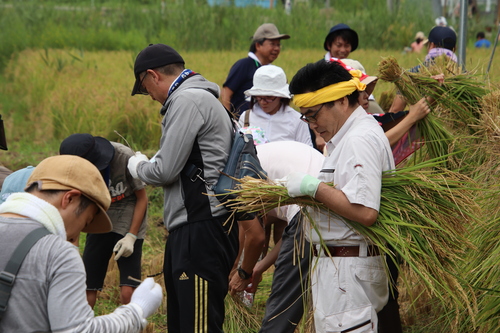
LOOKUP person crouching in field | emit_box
[0,155,162,332]
[60,133,148,308]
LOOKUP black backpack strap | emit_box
[0,227,50,320]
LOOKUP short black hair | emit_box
[325,30,356,49]
[26,182,93,216]
[155,63,185,76]
[289,60,360,106]
[476,31,485,39]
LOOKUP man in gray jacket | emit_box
[128,44,238,333]
[0,155,162,332]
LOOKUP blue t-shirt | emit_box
[475,39,491,48]
[223,56,260,116]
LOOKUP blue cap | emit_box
[324,23,359,52]
[0,166,35,204]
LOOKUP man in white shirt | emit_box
[279,59,395,333]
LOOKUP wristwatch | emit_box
[237,267,252,280]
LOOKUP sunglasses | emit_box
[254,96,278,103]
[137,71,149,95]
[300,104,325,123]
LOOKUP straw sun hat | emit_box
[244,65,291,99]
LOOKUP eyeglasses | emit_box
[300,104,325,123]
[254,96,278,103]
[137,71,149,95]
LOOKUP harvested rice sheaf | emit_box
[476,90,500,140]
[378,56,487,124]
[377,56,489,167]
[225,160,482,321]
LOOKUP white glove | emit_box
[130,278,163,319]
[113,233,137,260]
[127,151,149,179]
[277,171,322,198]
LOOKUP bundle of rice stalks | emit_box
[450,139,500,185]
[378,56,488,166]
[225,157,482,322]
[360,162,479,321]
[462,217,500,332]
[223,294,262,332]
[378,56,487,126]
[474,90,500,142]
[455,186,500,333]
[377,88,396,112]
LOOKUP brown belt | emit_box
[313,245,380,257]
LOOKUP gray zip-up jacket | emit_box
[137,74,233,231]
[0,217,147,332]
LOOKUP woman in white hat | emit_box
[239,65,313,147]
[238,64,313,264]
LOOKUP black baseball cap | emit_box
[59,133,115,171]
[323,23,359,52]
[426,26,456,49]
[131,44,185,96]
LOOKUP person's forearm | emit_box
[245,238,282,293]
[229,218,265,294]
[385,116,415,146]
[254,238,281,275]
[231,223,247,273]
[314,183,378,226]
[239,218,265,273]
[386,97,430,146]
[128,189,148,235]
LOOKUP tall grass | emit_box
[1,47,498,170]
[0,0,441,70]
[1,29,500,333]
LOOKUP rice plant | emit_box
[224,155,484,327]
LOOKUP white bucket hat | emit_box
[244,65,291,99]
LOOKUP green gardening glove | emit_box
[277,171,321,198]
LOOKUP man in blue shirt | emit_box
[221,23,289,117]
[475,32,491,48]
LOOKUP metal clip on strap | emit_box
[0,271,15,286]
[182,163,213,190]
